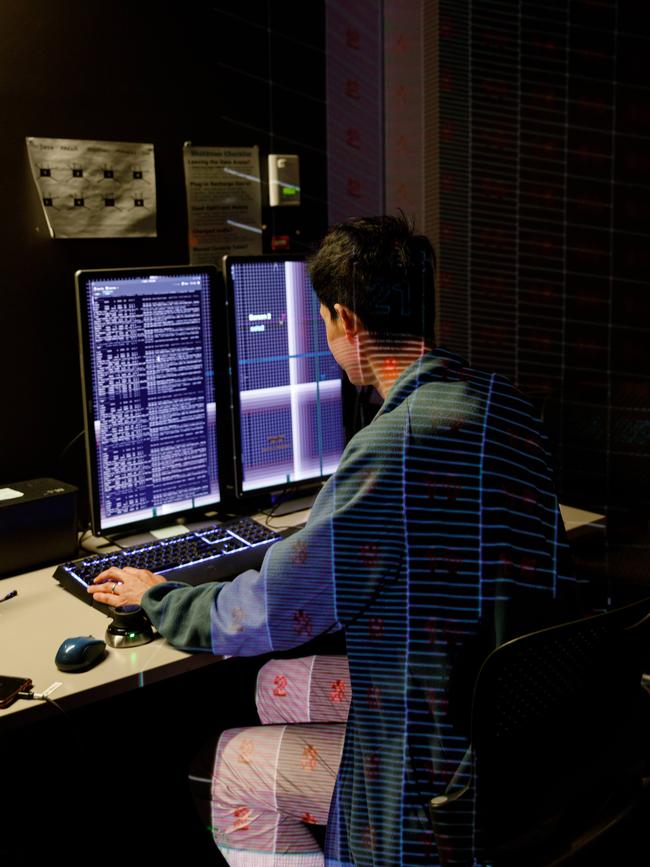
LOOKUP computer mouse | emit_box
[55,636,107,673]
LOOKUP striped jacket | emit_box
[143,348,580,866]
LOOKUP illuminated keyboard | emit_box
[53,517,282,613]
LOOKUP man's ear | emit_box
[334,303,363,339]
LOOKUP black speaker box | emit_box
[0,478,78,577]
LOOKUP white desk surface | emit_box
[0,510,308,729]
[0,562,222,729]
[0,504,601,729]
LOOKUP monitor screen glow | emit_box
[76,266,221,534]
[225,256,345,496]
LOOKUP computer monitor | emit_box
[223,254,345,500]
[75,265,223,536]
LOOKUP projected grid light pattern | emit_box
[241,404,294,477]
[297,266,342,383]
[325,1,385,222]
[434,0,650,514]
[300,390,346,469]
[230,260,345,492]
[86,273,220,528]
[233,263,290,391]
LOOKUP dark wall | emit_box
[435,0,650,522]
[0,1,327,506]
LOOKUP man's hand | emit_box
[87,566,166,607]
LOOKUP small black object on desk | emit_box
[0,478,78,576]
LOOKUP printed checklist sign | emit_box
[183,143,262,266]
[26,137,156,238]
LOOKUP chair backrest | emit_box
[470,595,650,866]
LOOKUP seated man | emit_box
[89,215,581,866]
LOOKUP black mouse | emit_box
[55,636,107,672]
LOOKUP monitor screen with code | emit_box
[75,265,221,535]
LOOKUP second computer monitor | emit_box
[224,255,345,498]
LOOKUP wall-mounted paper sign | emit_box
[183,143,262,266]
[26,137,156,238]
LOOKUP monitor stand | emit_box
[112,523,190,549]
[103,510,231,549]
[270,491,318,517]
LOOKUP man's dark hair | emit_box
[308,214,436,342]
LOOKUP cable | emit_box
[17,681,63,702]
[17,687,82,735]
[263,482,318,532]
[56,429,85,469]
[263,482,294,529]
[0,589,18,603]
[78,526,95,552]
[45,695,70,719]
[18,690,47,701]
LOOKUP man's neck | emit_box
[365,338,433,398]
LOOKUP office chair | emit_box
[430,595,650,867]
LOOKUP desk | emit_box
[0,562,222,730]
[0,523,284,865]
[0,504,604,865]
[0,507,319,866]
[0,504,600,726]
[0,509,310,730]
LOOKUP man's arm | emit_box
[141,580,226,652]
[91,423,407,656]
[87,570,224,652]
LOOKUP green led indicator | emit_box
[129,632,136,639]
[282,186,297,196]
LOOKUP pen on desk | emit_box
[0,590,18,603]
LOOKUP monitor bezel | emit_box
[75,263,225,538]
[222,253,345,504]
